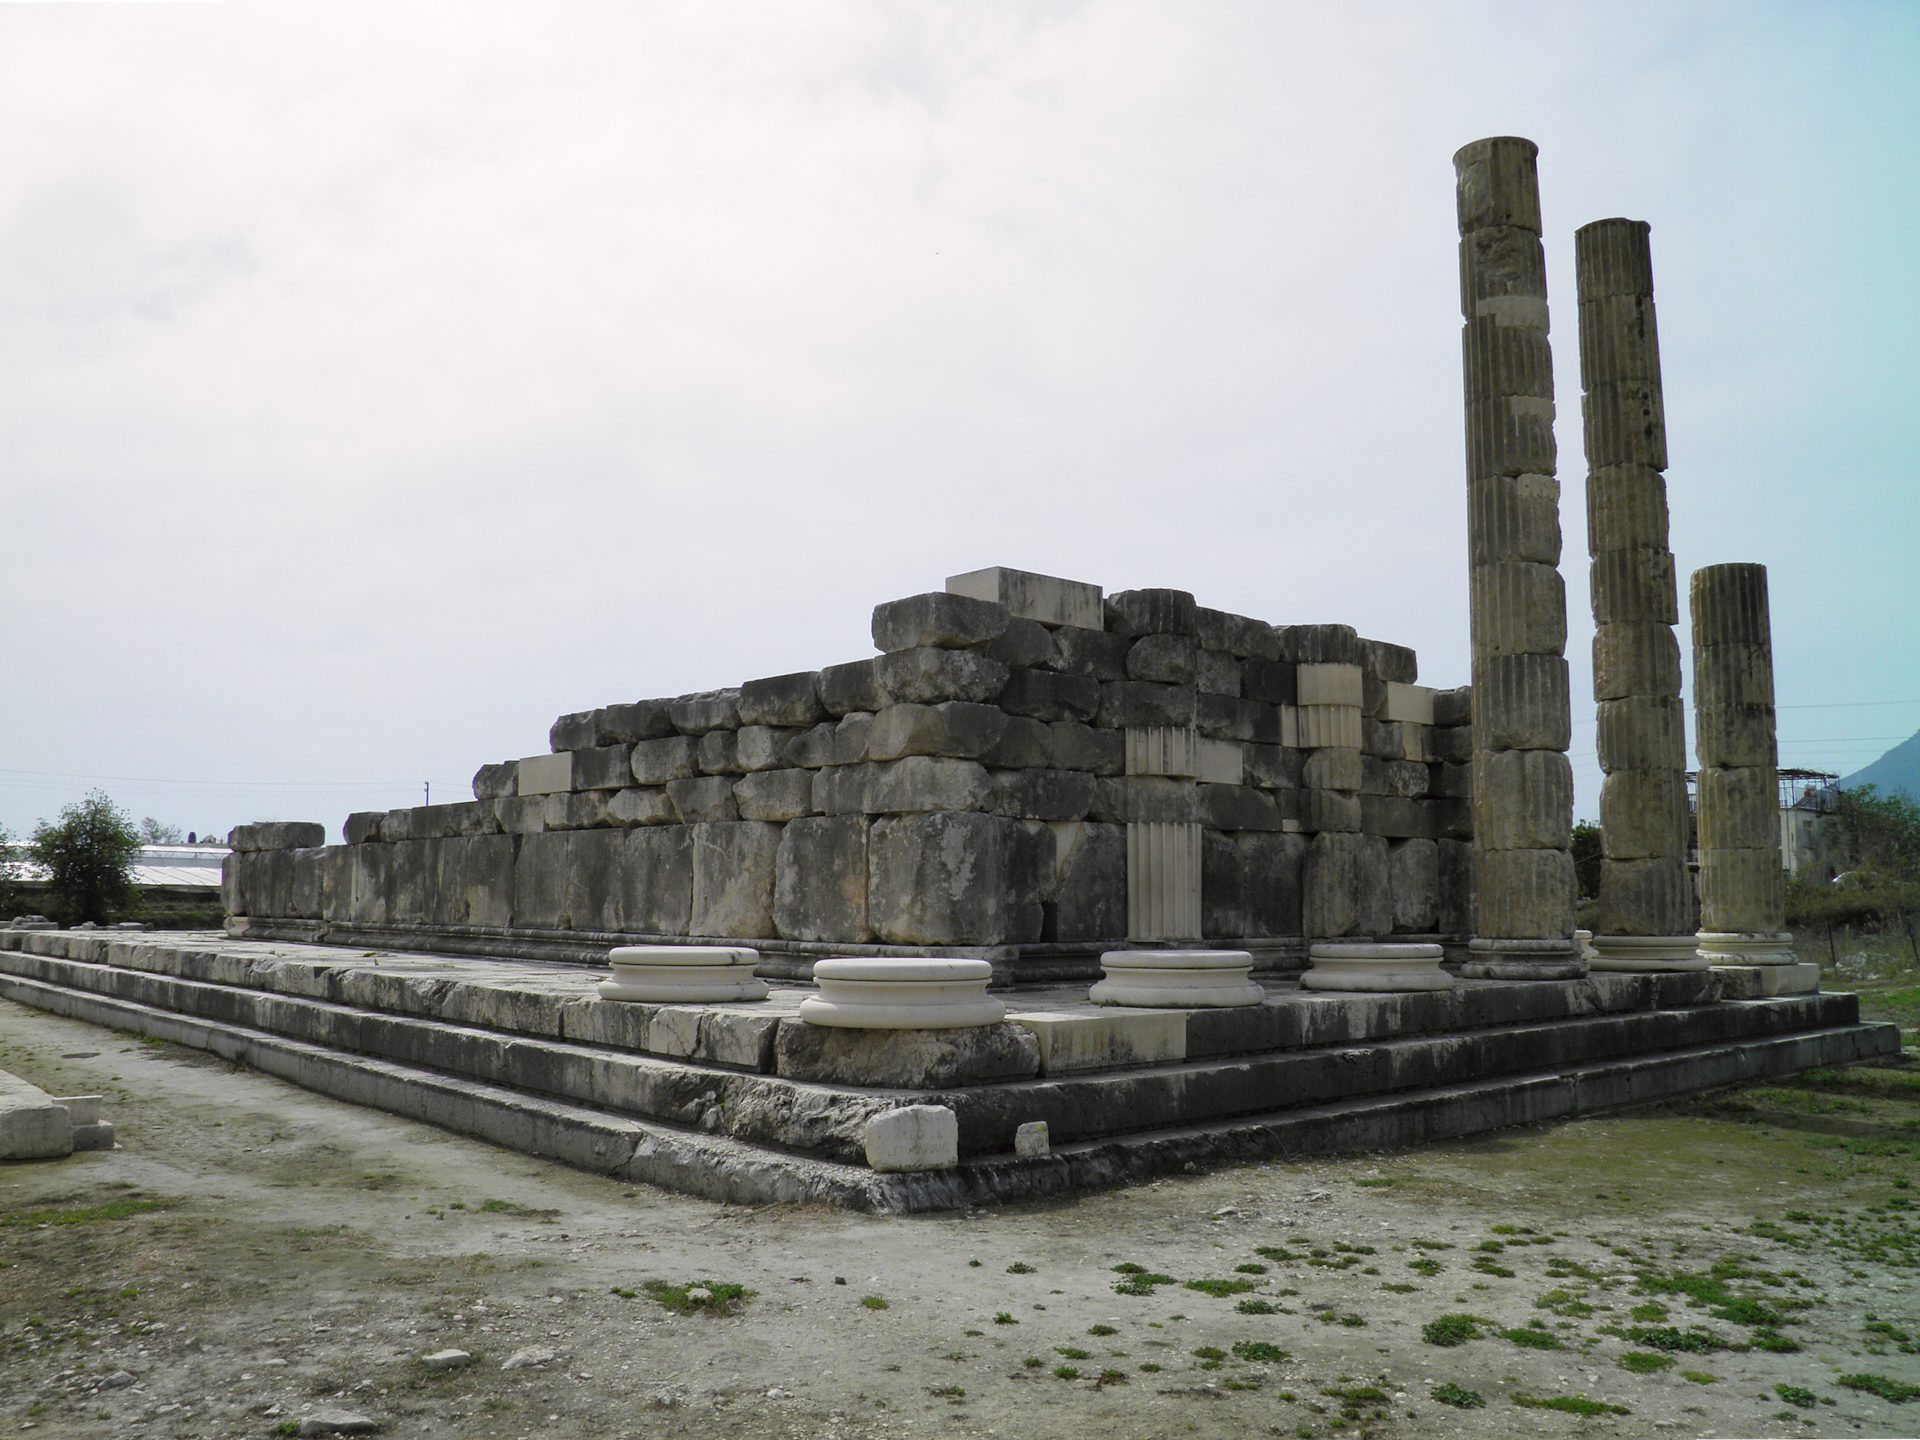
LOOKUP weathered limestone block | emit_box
[1196,694,1280,744]
[624,826,694,935]
[1432,686,1472,727]
[869,813,1048,945]
[1590,546,1678,624]
[1698,847,1786,935]
[670,689,741,735]
[733,768,814,823]
[1696,767,1778,850]
[946,566,1103,630]
[1695,704,1779,770]
[1595,856,1695,939]
[1474,848,1575,939]
[812,757,994,816]
[1091,776,1196,825]
[593,700,680,744]
[1692,642,1776,711]
[1202,830,1249,938]
[1360,795,1437,841]
[1105,588,1198,638]
[778,1020,1038,1087]
[1362,639,1418,685]
[567,744,633,791]
[873,647,1009,706]
[1591,770,1686,862]
[998,667,1101,722]
[343,842,390,925]
[989,769,1096,821]
[1277,623,1362,665]
[1238,830,1305,937]
[862,1105,960,1173]
[774,815,871,942]
[1195,607,1283,661]
[696,730,742,775]
[471,761,518,801]
[818,659,885,716]
[1467,472,1561,566]
[1469,561,1568,655]
[1304,831,1389,938]
[730,672,822,729]
[1438,837,1475,935]
[1595,694,1685,773]
[983,616,1055,669]
[783,712,873,769]
[1048,626,1132,679]
[1582,380,1666,471]
[1244,744,1303,790]
[1430,726,1472,763]
[228,821,327,852]
[548,710,599,752]
[1389,838,1440,932]
[606,787,675,826]
[689,821,780,939]
[517,752,573,797]
[289,847,325,918]
[1241,658,1297,705]
[871,591,1010,653]
[1472,749,1573,850]
[1592,622,1682,702]
[667,775,739,824]
[1049,720,1125,774]
[866,702,1008,762]
[1198,784,1282,832]
[1586,464,1670,554]
[543,792,619,831]
[566,829,630,931]
[511,832,573,929]
[1099,681,1197,730]
[464,834,516,928]
[1301,788,1362,833]
[735,725,803,772]
[980,715,1054,768]
[1303,747,1363,792]
[1381,759,1431,799]
[1127,633,1196,685]
[422,838,469,927]
[630,736,700,785]
[1463,394,1557,477]
[1047,820,1125,942]
[1471,654,1571,750]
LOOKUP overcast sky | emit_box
[2,0,1916,843]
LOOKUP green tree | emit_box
[31,791,141,924]
[138,817,185,844]
[1571,820,1603,902]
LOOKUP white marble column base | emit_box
[1090,950,1264,1008]
[1302,942,1453,992]
[598,946,769,1003]
[1697,931,1797,967]
[799,958,1006,1029]
[1587,934,1710,973]
[1457,937,1587,981]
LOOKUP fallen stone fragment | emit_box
[419,1349,471,1371]
[296,1410,380,1437]
[501,1346,558,1371]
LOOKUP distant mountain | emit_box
[1842,728,1920,803]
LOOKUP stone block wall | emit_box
[226,570,1474,962]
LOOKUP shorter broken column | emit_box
[799,959,1006,1028]
[1090,949,1263,1007]
[1690,564,1798,974]
[1302,942,1453,993]
[598,946,769,1003]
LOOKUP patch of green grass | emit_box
[1836,1372,1920,1403]
[1679,1370,1716,1384]
[1380,1283,1418,1294]
[0,1198,171,1228]
[1192,1345,1226,1360]
[640,1279,753,1316]
[1006,1261,1036,1274]
[1471,1258,1517,1278]
[1408,1258,1444,1276]
[928,1384,964,1398]
[1055,1346,1090,1360]
[1431,1382,1484,1409]
[1113,1271,1178,1296]
[1233,1263,1269,1274]
[1628,1301,1670,1322]
[1512,1393,1630,1417]
[1354,1177,1396,1188]
[1500,1326,1562,1350]
[1052,1365,1080,1381]
[1619,1351,1674,1374]
[992,1312,1016,1325]
[1409,1239,1455,1251]
[1022,1356,1043,1368]
[1625,1325,1723,1353]
[1139,1362,1161,1373]
[1421,1313,1485,1347]
[1087,1324,1117,1337]
[1183,1277,1257,1298]
[1097,1368,1128,1386]
[860,1295,889,1310]
[1749,1328,1801,1353]
[1232,1341,1289,1363]
[608,1286,638,1299]
[476,1198,560,1221]
[1775,1383,1817,1408]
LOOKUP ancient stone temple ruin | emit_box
[0,136,1895,1209]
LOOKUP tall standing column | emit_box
[1691,564,1794,967]
[1454,137,1582,980]
[1576,219,1702,972]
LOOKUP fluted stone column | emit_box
[1691,564,1794,966]
[1576,219,1702,972]
[1125,726,1202,942]
[1454,136,1582,980]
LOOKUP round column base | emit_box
[597,946,770,1003]
[1302,942,1453,992]
[1457,937,1587,981]
[1587,934,1710,973]
[798,958,1006,1029]
[1090,950,1264,1008]
[1697,932,1797,967]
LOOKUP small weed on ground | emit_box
[641,1280,753,1316]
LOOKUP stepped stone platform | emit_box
[0,928,1897,1211]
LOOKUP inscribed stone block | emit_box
[517,752,573,797]
[774,815,871,942]
[946,566,1103,630]
[689,822,780,939]
[871,592,1010,653]
[862,1105,958,1173]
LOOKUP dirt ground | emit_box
[2,996,1917,1440]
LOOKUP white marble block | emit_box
[1381,683,1436,725]
[598,946,770,1003]
[1303,942,1453,992]
[863,1104,960,1172]
[517,752,574,797]
[1014,1120,1051,1158]
[946,566,1103,630]
[1090,949,1264,1008]
[1196,737,1245,785]
[799,958,1005,1029]
[1297,663,1365,707]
